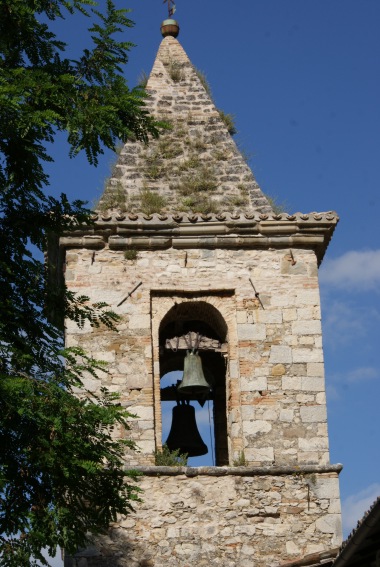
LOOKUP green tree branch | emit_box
[0,1,158,564]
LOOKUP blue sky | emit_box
[42,1,379,558]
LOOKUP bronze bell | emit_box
[177,351,210,396]
[165,401,208,457]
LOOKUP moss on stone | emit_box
[98,181,127,212]
[139,189,167,215]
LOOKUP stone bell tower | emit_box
[61,18,342,567]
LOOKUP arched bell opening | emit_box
[158,301,229,466]
[160,369,214,465]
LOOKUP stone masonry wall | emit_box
[66,469,342,567]
[62,24,341,567]
[100,36,272,215]
[65,243,330,467]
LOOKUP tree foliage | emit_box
[0,1,160,565]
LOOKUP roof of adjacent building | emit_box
[332,496,380,567]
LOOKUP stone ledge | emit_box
[90,211,339,224]
[56,212,338,265]
[130,464,343,477]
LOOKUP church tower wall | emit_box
[62,216,342,567]
[66,241,333,468]
[61,21,342,567]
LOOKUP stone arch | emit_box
[158,300,229,465]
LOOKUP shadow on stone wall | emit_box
[64,528,156,567]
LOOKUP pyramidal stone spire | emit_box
[99,29,273,215]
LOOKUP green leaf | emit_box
[0,1,159,564]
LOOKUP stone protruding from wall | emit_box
[99,36,273,216]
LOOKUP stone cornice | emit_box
[130,463,343,477]
[90,210,338,225]
[58,211,338,265]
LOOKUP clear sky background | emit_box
[41,1,379,560]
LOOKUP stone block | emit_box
[271,294,292,307]
[234,525,256,536]
[125,374,151,389]
[300,405,327,423]
[271,364,286,376]
[117,362,130,375]
[298,437,329,451]
[241,406,256,420]
[282,376,302,391]
[135,439,155,453]
[65,318,92,334]
[316,392,327,404]
[283,308,297,322]
[311,477,341,500]
[307,363,325,377]
[291,363,307,376]
[328,499,342,514]
[111,375,127,385]
[299,336,315,345]
[301,377,325,392]
[237,323,266,341]
[292,320,322,335]
[296,393,316,403]
[129,314,151,329]
[260,408,279,421]
[296,290,320,305]
[244,420,272,436]
[133,406,154,420]
[96,351,116,363]
[269,345,292,364]
[81,377,101,391]
[236,310,247,323]
[137,421,155,432]
[88,263,102,274]
[259,310,283,324]
[292,348,323,363]
[316,514,342,536]
[240,376,267,391]
[283,425,306,439]
[279,409,294,422]
[298,451,319,463]
[245,446,274,462]
[286,541,301,555]
[240,544,256,556]
[229,360,239,379]
[297,307,315,320]
[231,422,240,438]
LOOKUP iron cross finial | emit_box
[163,0,176,18]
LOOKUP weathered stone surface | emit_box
[240,376,268,391]
[272,364,286,376]
[98,36,273,216]
[237,323,266,341]
[280,409,294,422]
[269,345,292,364]
[292,320,322,335]
[67,472,342,567]
[300,405,327,423]
[244,420,272,436]
[64,244,333,470]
